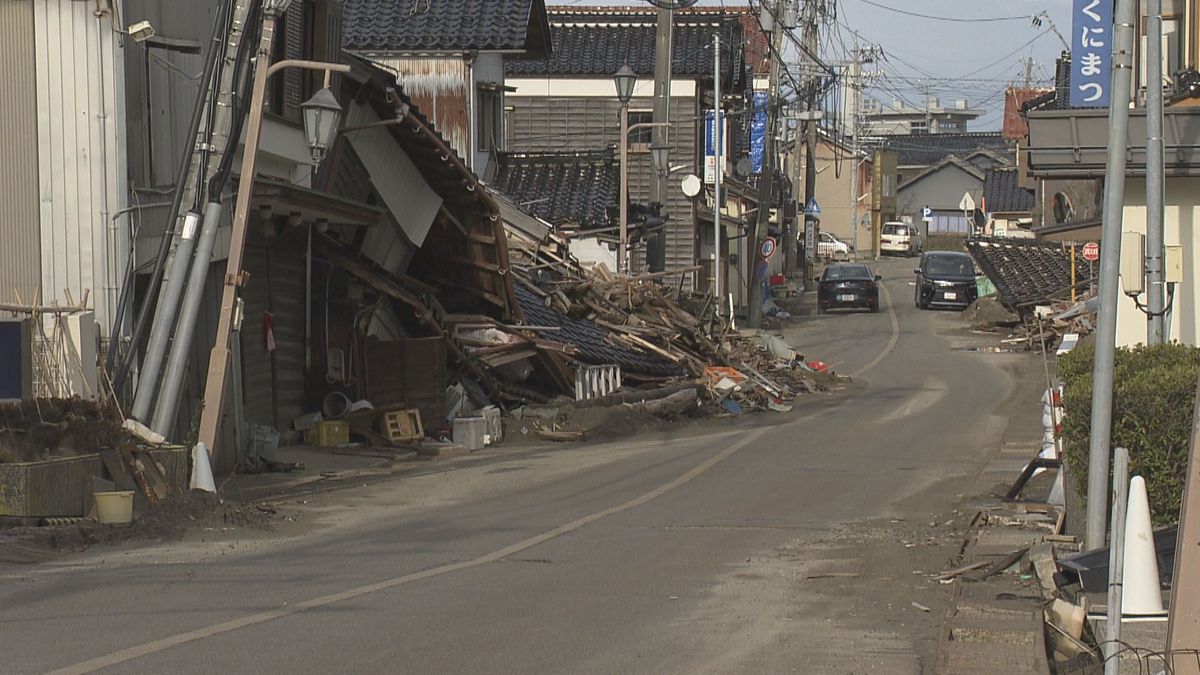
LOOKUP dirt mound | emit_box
[0,491,278,563]
[0,399,132,464]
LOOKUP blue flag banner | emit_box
[1070,0,1113,107]
[750,91,768,174]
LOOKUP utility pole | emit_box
[713,32,723,313]
[801,0,820,292]
[1146,0,1166,343]
[649,5,674,273]
[748,0,786,328]
[1085,0,1137,551]
[848,46,862,259]
[1021,56,1035,89]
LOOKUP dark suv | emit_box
[915,251,977,310]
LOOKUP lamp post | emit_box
[614,65,673,275]
[197,0,349,454]
[614,64,636,275]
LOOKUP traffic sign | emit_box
[1082,242,1100,262]
[959,192,976,213]
[804,198,821,216]
[759,237,777,260]
[921,206,933,222]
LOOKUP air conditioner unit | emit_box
[0,318,33,401]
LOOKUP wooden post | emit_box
[196,11,279,454]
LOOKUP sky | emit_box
[827,0,1073,131]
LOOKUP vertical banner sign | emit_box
[704,110,725,184]
[750,91,768,174]
[1070,0,1113,107]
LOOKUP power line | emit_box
[848,0,1031,24]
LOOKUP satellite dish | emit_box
[681,174,702,198]
[735,158,754,177]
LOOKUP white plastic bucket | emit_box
[94,491,135,524]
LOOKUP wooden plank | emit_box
[99,449,136,492]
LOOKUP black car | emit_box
[817,263,881,313]
[915,251,977,310]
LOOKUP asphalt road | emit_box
[1,257,1042,674]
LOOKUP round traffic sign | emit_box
[1082,242,1100,262]
[759,237,777,260]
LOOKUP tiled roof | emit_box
[967,238,1092,310]
[1023,52,1073,113]
[514,284,687,376]
[505,9,745,86]
[983,168,1035,213]
[342,0,552,53]
[876,132,1013,167]
[491,149,617,229]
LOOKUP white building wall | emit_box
[1117,177,1199,347]
[32,2,129,336]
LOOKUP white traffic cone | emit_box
[1047,470,1065,506]
[1121,476,1165,616]
[190,442,217,493]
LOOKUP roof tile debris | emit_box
[968,238,1092,310]
[342,0,551,53]
[491,149,617,230]
[514,284,686,377]
[983,168,1035,214]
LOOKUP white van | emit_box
[880,221,922,256]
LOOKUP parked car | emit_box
[880,221,922,256]
[817,232,852,259]
[914,251,977,310]
[817,263,881,313]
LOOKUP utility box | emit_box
[1120,231,1146,295]
[453,417,487,451]
[0,318,33,402]
[1166,245,1184,284]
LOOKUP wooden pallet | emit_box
[382,409,424,443]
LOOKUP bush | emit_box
[1059,342,1200,525]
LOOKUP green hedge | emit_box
[1058,342,1199,525]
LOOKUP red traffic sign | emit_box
[759,237,778,260]
[1081,242,1100,262]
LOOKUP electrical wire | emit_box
[848,0,1032,24]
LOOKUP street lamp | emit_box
[613,64,637,106]
[614,64,637,274]
[300,87,343,164]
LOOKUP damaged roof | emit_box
[967,238,1092,310]
[983,168,1035,214]
[342,0,552,54]
[514,285,686,377]
[505,8,745,88]
[490,149,617,230]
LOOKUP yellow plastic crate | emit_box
[303,420,349,447]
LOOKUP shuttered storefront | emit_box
[240,229,307,435]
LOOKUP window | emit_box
[477,87,503,152]
[628,111,653,146]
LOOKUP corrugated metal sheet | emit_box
[267,234,307,431]
[239,229,307,435]
[32,2,129,334]
[0,2,42,306]
[372,55,471,163]
[345,101,442,273]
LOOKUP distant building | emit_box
[861,97,984,136]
